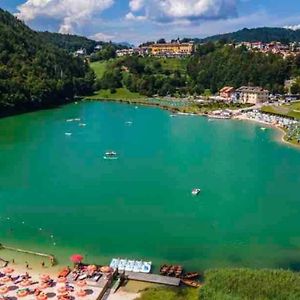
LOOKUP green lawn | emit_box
[87,88,146,101]
[200,268,300,300]
[158,58,188,73]
[136,287,199,300]
[90,61,107,79]
[261,101,300,120]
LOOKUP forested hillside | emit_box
[95,42,300,97]
[196,27,300,43]
[187,43,300,93]
[38,31,101,54]
[0,9,95,115]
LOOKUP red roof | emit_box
[220,86,235,93]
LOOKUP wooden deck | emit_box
[124,272,180,286]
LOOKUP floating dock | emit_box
[124,271,180,286]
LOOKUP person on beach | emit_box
[41,261,45,268]
[50,257,54,267]
[12,258,15,264]
[25,262,29,269]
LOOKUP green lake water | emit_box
[0,101,300,271]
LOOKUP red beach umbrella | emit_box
[37,293,48,300]
[76,280,87,287]
[87,265,97,272]
[0,276,12,283]
[40,274,50,281]
[39,282,49,290]
[57,276,67,283]
[76,289,87,297]
[0,286,8,295]
[17,289,29,297]
[20,279,31,287]
[70,254,83,263]
[100,266,113,273]
[3,267,14,274]
[57,285,68,294]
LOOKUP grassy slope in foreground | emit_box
[136,286,199,300]
[200,268,300,300]
[137,268,300,300]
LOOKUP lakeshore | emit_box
[87,97,300,148]
[1,101,300,276]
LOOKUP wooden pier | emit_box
[124,271,180,286]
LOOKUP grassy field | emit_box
[261,101,300,120]
[136,287,199,300]
[158,58,188,73]
[87,88,146,101]
[199,268,300,300]
[136,268,300,300]
[90,61,107,79]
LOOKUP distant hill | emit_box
[0,9,94,115]
[38,31,105,54]
[195,27,300,43]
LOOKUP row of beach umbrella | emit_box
[0,266,89,299]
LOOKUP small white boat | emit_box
[192,188,201,196]
[125,121,133,125]
[170,114,177,117]
[66,119,74,122]
[110,258,120,269]
[135,106,138,109]
[125,260,135,272]
[118,259,127,271]
[74,118,81,121]
[133,261,143,273]
[141,261,152,273]
[103,151,118,160]
[261,127,267,131]
[79,123,87,127]
[65,132,72,136]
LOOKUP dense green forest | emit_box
[0,9,95,115]
[38,31,102,54]
[96,42,300,97]
[195,27,300,44]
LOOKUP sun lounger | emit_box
[93,274,101,282]
[78,274,87,280]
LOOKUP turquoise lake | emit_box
[0,101,300,271]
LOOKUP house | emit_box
[74,48,86,57]
[219,86,235,101]
[116,47,150,57]
[116,49,135,57]
[285,78,297,94]
[94,45,102,51]
[236,86,269,104]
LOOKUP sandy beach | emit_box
[0,247,160,300]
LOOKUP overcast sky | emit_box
[1,0,300,44]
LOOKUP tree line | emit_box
[0,9,95,115]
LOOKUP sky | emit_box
[0,0,300,44]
